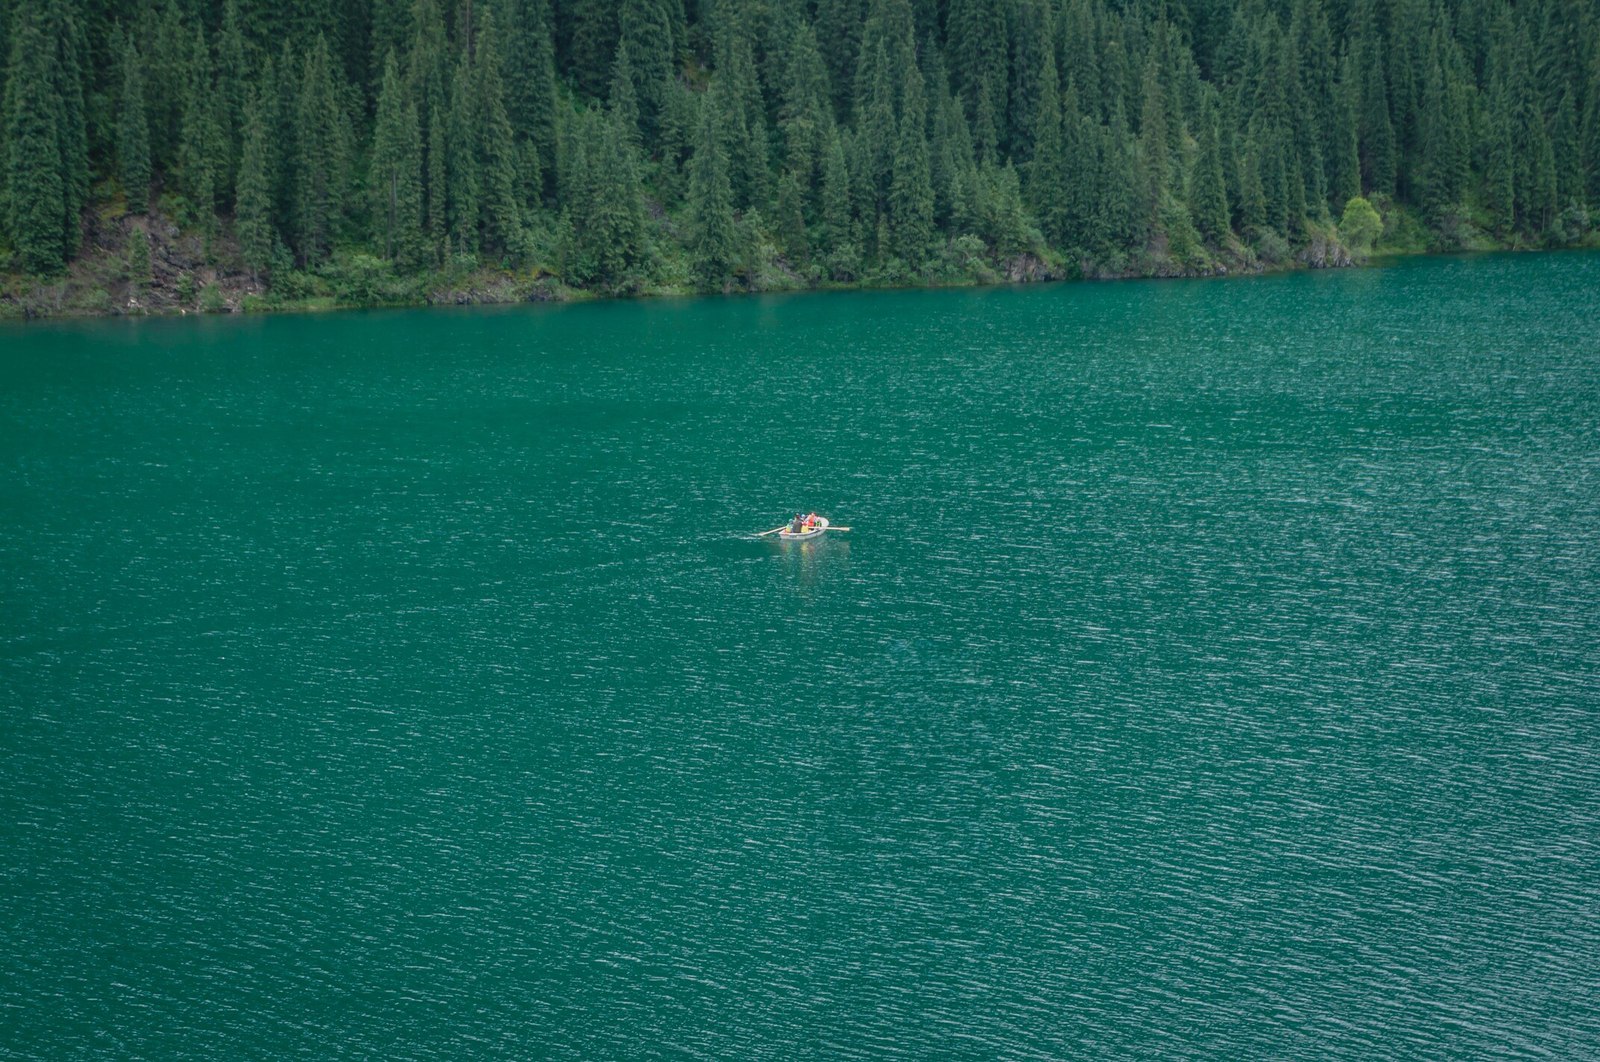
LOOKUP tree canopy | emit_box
[2,0,1596,288]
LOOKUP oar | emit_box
[825,526,851,532]
[756,525,790,537]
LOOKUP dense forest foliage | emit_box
[1,0,1597,302]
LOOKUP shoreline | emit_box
[4,214,1595,324]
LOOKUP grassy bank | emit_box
[2,194,1592,323]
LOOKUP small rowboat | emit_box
[779,516,829,541]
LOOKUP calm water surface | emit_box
[3,254,1598,1059]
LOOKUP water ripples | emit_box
[3,254,1599,1058]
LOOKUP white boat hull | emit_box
[778,517,829,541]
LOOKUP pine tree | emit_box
[713,10,768,210]
[215,0,249,197]
[779,20,831,188]
[236,83,277,280]
[1,0,1596,287]
[125,226,151,293]
[118,35,151,214]
[1359,44,1396,196]
[858,39,897,215]
[370,51,424,265]
[608,38,642,149]
[293,35,348,264]
[42,0,87,257]
[820,122,853,246]
[689,88,739,290]
[1191,92,1230,245]
[776,171,808,265]
[504,0,558,201]
[147,0,188,173]
[1550,90,1582,209]
[178,27,222,234]
[567,0,619,97]
[618,0,676,139]
[888,63,933,265]
[3,6,66,273]
[476,12,523,255]
[1139,56,1169,226]
[1329,52,1361,207]
[815,0,864,118]
[446,52,479,255]
[947,0,1007,155]
[1026,41,1063,238]
[1583,50,1600,205]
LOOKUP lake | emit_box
[3,254,1598,1059]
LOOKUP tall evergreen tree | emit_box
[1329,51,1361,206]
[689,89,739,290]
[504,0,558,201]
[293,35,348,264]
[236,83,277,279]
[370,51,424,265]
[819,121,853,246]
[888,62,933,265]
[178,27,222,233]
[446,52,479,255]
[3,6,66,272]
[618,0,676,138]
[475,12,523,254]
[215,0,249,197]
[947,0,1007,156]
[1026,39,1063,237]
[118,35,151,214]
[1191,92,1230,244]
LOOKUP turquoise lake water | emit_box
[3,253,1598,1058]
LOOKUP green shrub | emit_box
[125,229,151,290]
[1338,197,1383,256]
[200,283,226,313]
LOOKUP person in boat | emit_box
[789,513,804,533]
[804,512,818,530]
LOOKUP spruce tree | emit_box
[178,27,222,233]
[1359,45,1396,196]
[1191,93,1230,245]
[947,0,1007,155]
[689,91,738,290]
[820,122,853,247]
[1026,42,1063,239]
[293,35,348,264]
[776,171,808,266]
[1550,90,1582,209]
[608,38,642,150]
[3,7,66,273]
[370,51,424,264]
[446,52,480,256]
[40,0,87,258]
[1139,57,1170,227]
[618,0,676,139]
[1329,52,1361,207]
[215,0,248,197]
[779,20,830,189]
[118,35,151,214]
[236,84,277,280]
[888,63,934,266]
[505,0,558,201]
[1583,52,1600,205]
[476,12,523,255]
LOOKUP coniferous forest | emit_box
[1,0,1597,312]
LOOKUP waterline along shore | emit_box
[4,198,1595,322]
